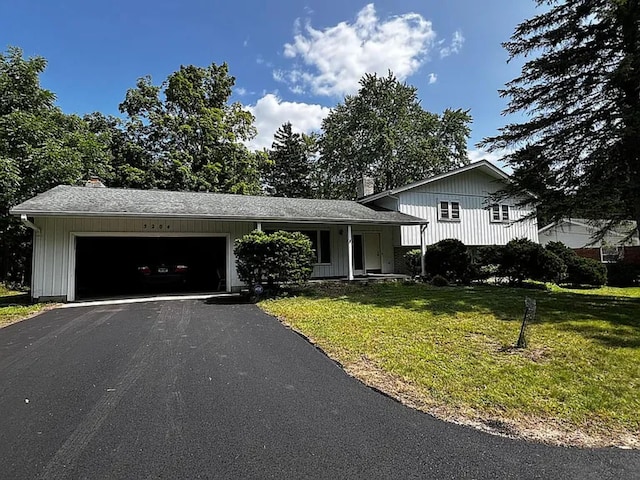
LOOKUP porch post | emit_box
[347,224,354,281]
[420,224,427,277]
[256,222,262,231]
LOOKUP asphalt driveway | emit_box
[0,299,638,479]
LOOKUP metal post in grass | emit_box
[517,297,536,348]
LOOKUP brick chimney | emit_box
[356,176,375,199]
[85,176,106,188]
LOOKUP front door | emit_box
[364,233,381,273]
[353,234,364,275]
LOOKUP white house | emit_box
[538,218,639,262]
[359,160,539,263]
[11,185,426,302]
[11,160,538,302]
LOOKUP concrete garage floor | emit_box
[0,299,638,479]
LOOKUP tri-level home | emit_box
[11,160,536,302]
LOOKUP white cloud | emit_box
[279,3,437,97]
[467,148,512,172]
[428,73,437,84]
[246,94,331,151]
[236,87,248,96]
[440,30,465,58]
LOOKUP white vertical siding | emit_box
[258,223,396,277]
[395,170,538,246]
[538,221,639,248]
[31,216,399,300]
[32,216,253,300]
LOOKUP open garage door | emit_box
[74,236,227,300]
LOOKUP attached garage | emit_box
[11,184,426,302]
[73,235,227,300]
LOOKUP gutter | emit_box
[20,214,40,234]
[11,211,426,226]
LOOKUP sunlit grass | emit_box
[261,283,640,445]
[0,284,47,328]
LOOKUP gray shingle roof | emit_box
[11,185,426,225]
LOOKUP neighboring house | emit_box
[11,185,426,302]
[359,160,539,264]
[539,218,639,263]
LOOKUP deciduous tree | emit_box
[118,64,265,194]
[317,72,471,199]
[0,47,111,283]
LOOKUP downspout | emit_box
[420,223,428,277]
[20,215,40,301]
[21,215,40,234]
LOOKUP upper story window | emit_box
[490,204,510,222]
[439,201,460,221]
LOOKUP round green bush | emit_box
[431,274,449,287]
[423,239,470,284]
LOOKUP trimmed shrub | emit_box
[565,256,607,286]
[468,245,502,282]
[234,230,315,288]
[404,249,423,278]
[545,241,574,264]
[498,238,566,285]
[545,241,606,286]
[431,274,449,287]
[423,239,471,284]
[606,262,640,287]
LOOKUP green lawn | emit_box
[261,282,640,447]
[0,284,48,328]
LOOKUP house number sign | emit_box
[142,223,171,231]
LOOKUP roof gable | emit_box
[359,160,511,204]
[539,218,638,237]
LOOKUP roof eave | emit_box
[11,210,426,226]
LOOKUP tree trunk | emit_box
[517,297,536,349]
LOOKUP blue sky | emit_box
[1,0,538,159]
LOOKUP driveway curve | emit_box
[0,299,638,479]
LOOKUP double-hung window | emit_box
[490,204,510,222]
[600,246,622,263]
[439,201,460,221]
[301,230,331,264]
[267,229,331,264]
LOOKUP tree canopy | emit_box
[317,72,472,199]
[117,63,265,194]
[480,0,640,238]
[264,122,317,198]
[0,47,112,282]
[0,48,477,285]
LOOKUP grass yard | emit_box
[261,282,640,448]
[0,284,49,328]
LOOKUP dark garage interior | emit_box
[75,236,226,299]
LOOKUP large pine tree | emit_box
[480,0,640,238]
[265,122,315,198]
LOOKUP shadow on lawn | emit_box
[304,283,640,349]
[0,292,30,306]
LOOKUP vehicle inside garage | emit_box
[75,236,226,299]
